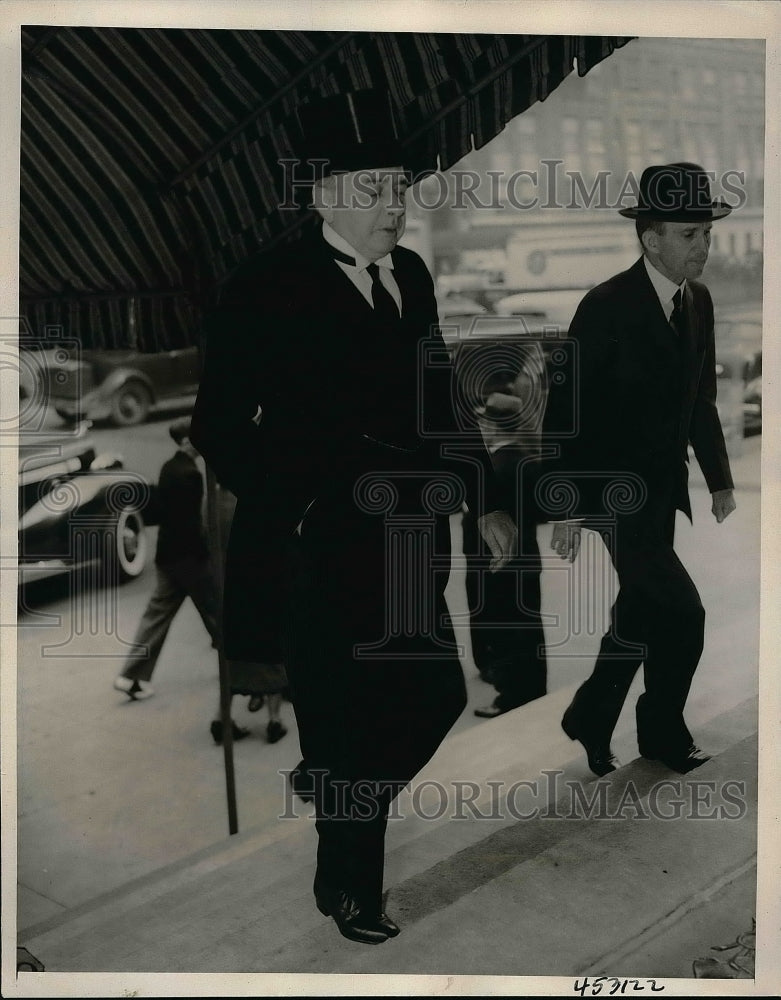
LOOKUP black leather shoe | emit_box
[640,744,711,773]
[288,760,315,803]
[266,719,287,744]
[210,720,250,745]
[561,710,619,777]
[474,700,510,718]
[315,885,389,944]
[374,912,401,937]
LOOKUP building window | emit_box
[562,116,581,173]
[625,121,643,176]
[511,113,538,173]
[647,121,665,162]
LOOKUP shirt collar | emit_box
[644,255,686,307]
[321,221,394,271]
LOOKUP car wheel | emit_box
[110,381,152,426]
[105,508,148,581]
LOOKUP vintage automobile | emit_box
[737,347,761,436]
[18,420,149,586]
[46,346,200,427]
[440,311,559,458]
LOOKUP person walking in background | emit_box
[114,418,223,703]
[542,162,736,777]
[191,89,516,944]
[461,345,548,717]
[210,660,288,745]
[114,418,278,745]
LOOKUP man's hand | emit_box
[478,510,518,572]
[550,520,582,562]
[711,488,736,523]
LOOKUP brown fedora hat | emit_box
[619,162,732,221]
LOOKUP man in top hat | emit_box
[114,418,224,702]
[191,89,516,943]
[541,162,736,776]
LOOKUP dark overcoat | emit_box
[191,223,503,663]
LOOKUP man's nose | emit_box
[382,189,406,214]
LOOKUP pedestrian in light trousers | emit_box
[113,418,222,702]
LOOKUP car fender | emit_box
[18,471,150,534]
[96,368,156,403]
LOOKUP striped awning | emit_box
[20,27,632,350]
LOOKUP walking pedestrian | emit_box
[191,89,516,943]
[542,162,736,775]
[112,420,241,722]
[461,345,549,717]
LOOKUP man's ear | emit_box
[312,176,335,222]
[641,228,658,256]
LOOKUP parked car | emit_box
[715,346,762,437]
[440,311,560,455]
[493,287,588,329]
[742,350,762,435]
[438,293,488,322]
[46,346,200,426]
[18,421,149,585]
[715,314,762,436]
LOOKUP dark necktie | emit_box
[669,287,687,338]
[366,262,400,322]
[327,243,399,321]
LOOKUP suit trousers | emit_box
[121,558,221,682]
[283,477,467,909]
[569,482,705,753]
[463,508,546,708]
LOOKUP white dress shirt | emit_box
[644,255,686,322]
[322,221,402,317]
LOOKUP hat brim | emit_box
[619,200,733,221]
[304,141,407,179]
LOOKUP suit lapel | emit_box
[680,282,705,395]
[629,259,680,357]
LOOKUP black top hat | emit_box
[294,89,406,178]
[619,162,732,221]
[169,418,192,445]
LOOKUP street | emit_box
[15,407,760,931]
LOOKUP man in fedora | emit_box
[191,89,516,943]
[542,162,736,776]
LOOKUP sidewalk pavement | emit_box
[15,695,759,982]
[12,437,766,988]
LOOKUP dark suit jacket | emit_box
[154,450,209,566]
[191,223,504,659]
[542,256,733,523]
